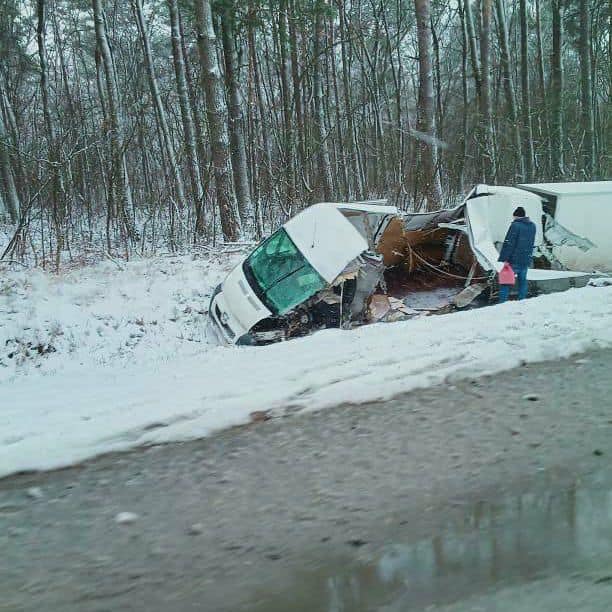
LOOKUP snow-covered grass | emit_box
[0,252,241,383]
[2,253,612,479]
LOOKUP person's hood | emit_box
[514,216,532,223]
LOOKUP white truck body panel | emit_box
[216,265,272,340]
[465,185,592,281]
[518,181,612,272]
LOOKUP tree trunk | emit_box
[519,0,535,180]
[92,0,138,243]
[534,0,549,175]
[288,0,306,171]
[550,0,564,179]
[194,0,241,241]
[458,2,469,192]
[579,0,595,177]
[221,6,251,224]
[247,5,273,208]
[167,0,205,237]
[463,0,481,98]
[133,0,186,249]
[0,111,20,223]
[329,19,349,199]
[277,0,297,208]
[178,9,210,233]
[0,187,6,222]
[337,0,362,198]
[414,0,442,210]
[479,0,495,183]
[381,5,404,192]
[37,0,65,267]
[313,0,333,201]
[535,0,546,99]
[0,82,27,205]
[495,0,523,179]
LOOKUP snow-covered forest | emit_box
[0,0,610,266]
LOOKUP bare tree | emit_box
[194,0,241,241]
[221,5,251,223]
[0,0,608,259]
[92,0,138,245]
[313,0,334,201]
[337,0,363,199]
[414,0,442,209]
[0,109,20,223]
[579,0,595,177]
[519,0,535,180]
[133,0,186,249]
[550,0,565,179]
[37,0,66,267]
[167,0,205,237]
[463,0,481,97]
[479,0,495,183]
[277,0,297,208]
[495,0,523,179]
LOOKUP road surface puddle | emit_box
[248,469,612,611]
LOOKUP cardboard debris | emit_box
[452,283,487,308]
[367,294,390,321]
[388,297,419,315]
[367,294,421,322]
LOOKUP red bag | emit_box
[498,262,516,285]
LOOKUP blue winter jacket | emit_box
[498,217,537,269]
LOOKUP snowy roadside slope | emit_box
[0,253,241,383]
[2,282,612,478]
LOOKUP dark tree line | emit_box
[0,0,610,266]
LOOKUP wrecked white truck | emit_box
[209,181,611,346]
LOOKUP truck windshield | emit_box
[243,229,326,315]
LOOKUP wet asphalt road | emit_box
[2,348,612,611]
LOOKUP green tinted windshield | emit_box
[244,229,326,315]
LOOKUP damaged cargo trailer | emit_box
[209,183,608,346]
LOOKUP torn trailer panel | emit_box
[463,185,596,297]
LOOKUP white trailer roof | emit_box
[518,181,612,197]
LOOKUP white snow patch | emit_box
[26,486,44,499]
[589,277,612,287]
[115,512,140,525]
[0,252,242,383]
[2,254,612,479]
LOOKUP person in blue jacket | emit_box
[498,206,537,303]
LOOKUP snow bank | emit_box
[2,255,612,478]
[0,252,241,383]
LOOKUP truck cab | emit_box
[208,202,396,345]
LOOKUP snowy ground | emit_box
[2,252,612,479]
[0,251,241,383]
